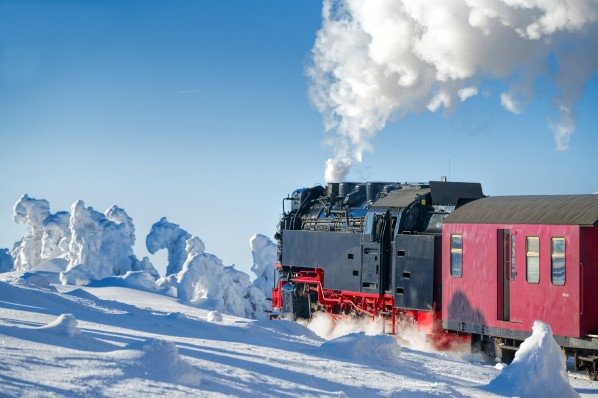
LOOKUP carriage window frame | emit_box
[450,234,463,278]
[510,233,517,280]
[526,236,540,284]
[551,237,566,286]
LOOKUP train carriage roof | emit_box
[444,195,598,226]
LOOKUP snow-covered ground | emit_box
[1,267,597,398]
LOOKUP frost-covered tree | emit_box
[0,248,14,273]
[249,234,277,298]
[156,235,268,319]
[41,212,71,261]
[60,201,158,285]
[10,195,70,272]
[146,218,192,275]
[7,194,156,284]
[11,194,51,271]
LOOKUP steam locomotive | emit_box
[271,180,598,379]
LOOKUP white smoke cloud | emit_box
[458,87,479,102]
[500,92,523,114]
[309,0,598,181]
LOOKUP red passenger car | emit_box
[442,195,598,376]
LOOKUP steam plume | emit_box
[308,0,598,182]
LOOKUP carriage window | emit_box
[526,237,540,283]
[551,237,566,286]
[450,234,463,277]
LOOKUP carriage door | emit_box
[498,229,521,323]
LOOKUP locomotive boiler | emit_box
[272,180,484,335]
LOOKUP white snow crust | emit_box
[0,268,595,397]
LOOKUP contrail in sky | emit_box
[308,0,598,182]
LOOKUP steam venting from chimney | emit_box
[308,0,598,182]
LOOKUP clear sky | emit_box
[1,1,597,276]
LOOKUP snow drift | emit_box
[319,332,402,367]
[123,338,202,387]
[486,320,580,398]
[38,313,82,337]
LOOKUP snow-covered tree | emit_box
[146,218,192,276]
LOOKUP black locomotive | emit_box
[272,180,484,330]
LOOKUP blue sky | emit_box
[1,1,596,276]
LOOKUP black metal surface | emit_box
[361,242,381,293]
[281,283,295,314]
[370,188,429,209]
[392,234,437,310]
[282,229,362,291]
[429,181,485,205]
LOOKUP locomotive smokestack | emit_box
[309,0,598,181]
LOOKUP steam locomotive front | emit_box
[272,180,484,322]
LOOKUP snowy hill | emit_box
[1,268,597,397]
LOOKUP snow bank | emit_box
[126,339,201,386]
[486,320,579,398]
[319,332,402,367]
[38,314,82,337]
[207,311,223,323]
[121,271,160,291]
[16,272,55,290]
[146,217,192,276]
[83,271,162,292]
